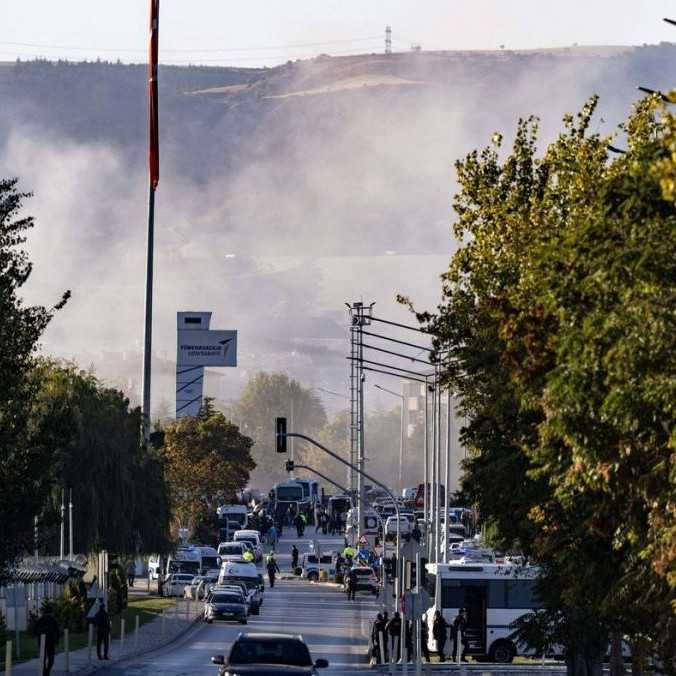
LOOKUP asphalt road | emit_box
[97,533,378,676]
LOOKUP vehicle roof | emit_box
[234,530,261,537]
[237,633,303,641]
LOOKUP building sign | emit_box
[177,329,237,367]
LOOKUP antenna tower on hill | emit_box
[385,25,392,54]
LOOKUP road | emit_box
[99,533,378,676]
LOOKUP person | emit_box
[127,562,135,588]
[294,512,304,538]
[411,524,422,544]
[328,514,336,535]
[268,524,278,548]
[291,544,299,571]
[94,600,111,660]
[432,609,448,662]
[242,548,254,563]
[371,613,386,663]
[451,607,468,662]
[34,603,60,676]
[420,619,430,662]
[346,567,357,601]
[385,611,402,662]
[300,512,307,535]
[266,552,280,588]
[405,619,413,664]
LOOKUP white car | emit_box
[183,575,217,600]
[385,515,411,539]
[163,573,195,597]
[301,552,335,582]
[233,530,263,563]
[218,542,248,563]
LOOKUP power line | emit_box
[0,35,382,54]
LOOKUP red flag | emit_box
[148,0,160,190]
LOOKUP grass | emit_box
[0,595,176,668]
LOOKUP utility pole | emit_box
[385,25,392,54]
[60,490,65,560]
[68,489,73,560]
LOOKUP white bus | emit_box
[424,562,541,663]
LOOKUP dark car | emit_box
[204,592,248,624]
[211,632,328,676]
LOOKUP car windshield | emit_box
[237,537,257,545]
[211,594,241,604]
[229,638,312,666]
[222,576,258,589]
[220,546,243,555]
[355,569,373,576]
[202,556,220,569]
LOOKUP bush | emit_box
[53,582,86,633]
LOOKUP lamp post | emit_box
[373,383,406,494]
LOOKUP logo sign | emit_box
[177,329,237,367]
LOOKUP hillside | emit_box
[0,44,674,410]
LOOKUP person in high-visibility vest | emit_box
[242,549,254,563]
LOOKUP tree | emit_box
[407,95,675,674]
[234,372,327,486]
[0,178,69,569]
[27,359,173,555]
[162,405,255,538]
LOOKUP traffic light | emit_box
[285,460,295,473]
[275,417,287,453]
[405,558,428,590]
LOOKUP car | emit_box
[385,515,412,540]
[184,574,217,600]
[211,633,329,675]
[163,573,195,597]
[300,552,335,582]
[343,566,379,595]
[204,590,248,624]
[210,583,258,615]
[219,561,264,614]
[218,542,249,563]
[233,530,264,563]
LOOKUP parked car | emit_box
[184,574,217,600]
[211,633,328,675]
[233,530,264,563]
[301,552,335,582]
[218,542,249,563]
[163,573,195,597]
[204,590,248,624]
[210,582,259,616]
[343,567,379,596]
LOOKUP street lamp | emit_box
[373,383,406,495]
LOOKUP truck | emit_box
[216,504,248,542]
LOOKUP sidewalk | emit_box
[7,599,203,676]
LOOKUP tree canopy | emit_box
[408,95,675,672]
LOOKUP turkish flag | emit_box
[148,0,159,190]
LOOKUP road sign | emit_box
[359,535,368,545]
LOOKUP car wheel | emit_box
[206,619,213,624]
[308,571,319,582]
[240,619,248,625]
[489,640,515,664]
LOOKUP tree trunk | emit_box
[609,631,625,676]
[630,637,647,676]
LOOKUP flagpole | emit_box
[142,0,160,441]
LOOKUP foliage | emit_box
[408,94,676,673]
[234,372,327,486]
[52,581,87,632]
[0,178,69,569]
[107,565,127,616]
[27,359,173,555]
[163,402,255,535]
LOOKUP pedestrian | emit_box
[127,562,135,588]
[411,524,422,544]
[432,609,448,662]
[405,619,413,664]
[451,607,468,662]
[300,512,307,536]
[328,515,336,535]
[335,553,344,584]
[294,513,304,538]
[371,613,386,664]
[268,524,278,548]
[291,544,299,572]
[34,603,60,676]
[266,552,280,588]
[420,619,430,662]
[94,600,111,660]
[385,611,402,662]
[346,567,357,601]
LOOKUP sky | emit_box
[1,0,675,67]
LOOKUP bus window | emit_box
[506,579,540,609]
[425,571,436,599]
[488,580,507,608]
[441,579,465,609]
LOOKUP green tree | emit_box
[235,372,327,486]
[0,178,69,569]
[407,95,675,674]
[28,359,172,555]
[163,405,255,537]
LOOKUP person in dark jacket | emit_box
[432,610,448,662]
[294,513,304,538]
[385,611,402,662]
[346,568,357,600]
[34,604,60,676]
[94,600,111,660]
[266,553,281,588]
[291,544,299,572]
[451,608,468,662]
[420,619,430,662]
[371,613,386,663]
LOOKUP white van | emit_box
[218,561,264,613]
[233,530,263,563]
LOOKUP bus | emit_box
[271,480,306,520]
[294,478,320,506]
[424,562,541,663]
